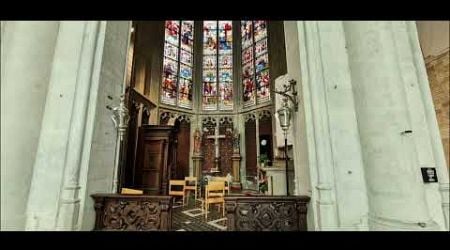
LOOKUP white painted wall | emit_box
[416,21,449,57]
[1,21,59,230]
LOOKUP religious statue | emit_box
[232,129,240,154]
[193,128,202,154]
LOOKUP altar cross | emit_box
[206,123,227,171]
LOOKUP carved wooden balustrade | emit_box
[91,194,173,231]
[225,195,310,231]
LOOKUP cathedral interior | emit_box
[1,20,448,232]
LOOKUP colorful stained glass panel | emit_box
[255,39,268,57]
[219,82,233,110]
[242,77,256,104]
[219,54,232,69]
[178,78,193,107]
[203,55,217,69]
[180,64,192,80]
[164,42,178,61]
[242,47,253,64]
[161,73,177,104]
[203,81,217,97]
[203,69,217,82]
[219,69,232,82]
[255,54,269,73]
[180,49,192,66]
[254,20,267,42]
[163,59,178,76]
[242,61,254,78]
[241,21,253,49]
[218,21,233,54]
[165,21,180,45]
[181,21,194,52]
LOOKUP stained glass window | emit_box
[241,20,270,107]
[202,21,233,111]
[161,20,194,109]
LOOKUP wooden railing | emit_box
[91,194,172,231]
[225,195,310,231]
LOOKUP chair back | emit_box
[212,176,230,193]
[121,188,144,195]
[169,180,185,196]
[206,181,225,199]
[185,176,197,186]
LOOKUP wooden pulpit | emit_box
[133,125,177,195]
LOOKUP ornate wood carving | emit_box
[91,194,172,231]
[202,119,216,172]
[219,121,234,175]
[225,196,310,231]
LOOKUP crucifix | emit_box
[206,122,226,172]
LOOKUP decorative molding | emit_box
[258,109,272,120]
[202,116,217,126]
[244,113,256,122]
[219,116,234,125]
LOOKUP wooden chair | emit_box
[212,176,230,194]
[184,177,198,205]
[203,181,225,220]
[169,180,186,206]
[121,188,144,195]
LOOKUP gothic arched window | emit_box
[161,20,195,109]
[202,21,234,111]
[241,21,270,107]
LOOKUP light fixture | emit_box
[277,98,292,196]
[272,78,298,196]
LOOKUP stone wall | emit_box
[425,49,450,169]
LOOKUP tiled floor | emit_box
[172,197,227,231]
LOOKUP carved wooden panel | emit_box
[219,122,234,175]
[225,196,310,231]
[175,120,191,179]
[92,194,172,231]
[245,119,257,177]
[202,121,216,172]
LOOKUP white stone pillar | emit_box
[24,21,102,230]
[296,21,370,230]
[55,22,103,229]
[1,21,60,230]
[344,21,448,230]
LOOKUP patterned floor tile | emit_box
[172,197,227,231]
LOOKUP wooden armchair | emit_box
[203,181,225,220]
[184,177,198,205]
[212,176,230,194]
[169,180,186,206]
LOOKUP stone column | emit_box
[295,21,370,230]
[24,21,100,230]
[192,154,204,181]
[344,21,448,230]
[1,21,60,230]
